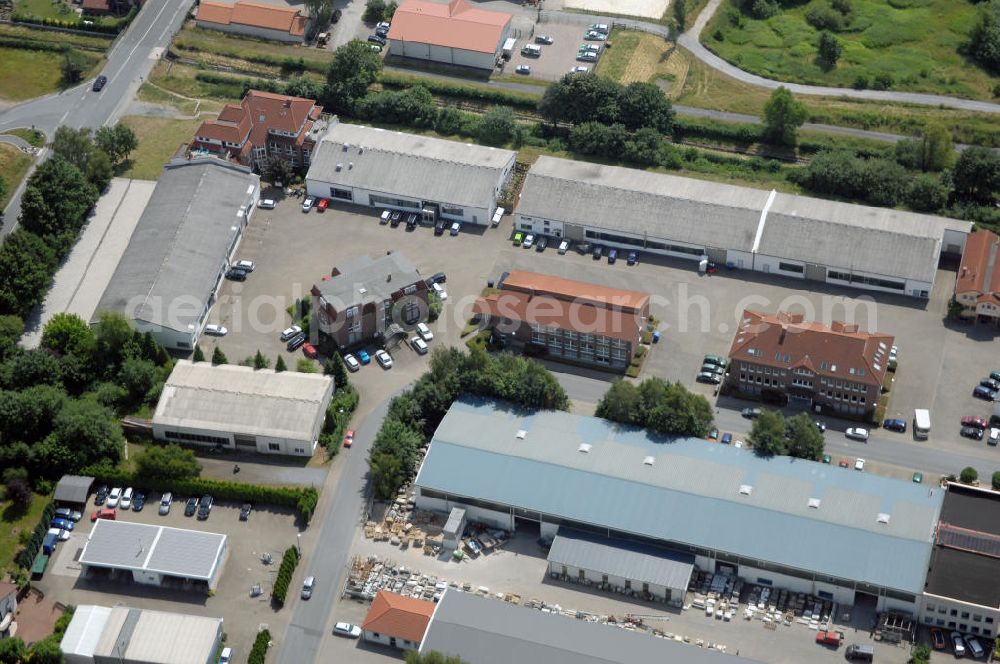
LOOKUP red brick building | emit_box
[473,270,650,372]
[726,309,893,417]
[191,90,325,173]
[955,230,1000,324]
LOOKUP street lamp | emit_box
[296,533,302,554]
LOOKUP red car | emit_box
[815,630,843,646]
[317,198,329,212]
[838,458,851,469]
[343,429,355,448]
[91,508,116,522]
[302,342,317,359]
[930,627,946,650]
[961,415,988,430]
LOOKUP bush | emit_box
[14,501,56,569]
[271,547,300,606]
[992,471,1000,491]
[960,467,979,484]
[319,384,359,453]
[805,3,846,30]
[247,629,272,664]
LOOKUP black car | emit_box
[434,220,446,235]
[287,333,306,351]
[429,272,446,284]
[331,8,342,22]
[536,236,548,252]
[741,407,762,419]
[240,503,252,521]
[974,385,997,401]
[980,378,1000,391]
[226,268,248,281]
[95,484,109,505]
[390,210,402,227]
[132,491,146,512]
[92,75,108,92]
[405,213,418,231]
[592,245,603,260]
[184,497,199,517]
[368,34,386,45]
[197,495,213,520]
[961,426,984,440]
[883,418,907,433]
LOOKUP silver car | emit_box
[159,492,172,515]
[301,576,315,599]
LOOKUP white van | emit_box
[914,408,931,440]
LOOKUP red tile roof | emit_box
[361,591,435,643]
[193,90,321,158]
[727,309,893,388]
[197,0,306,36]
[81,0,110,11]
[956,230,1000,305]
[500,270,649,312]
[387,0,511,54]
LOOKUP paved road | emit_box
[0,0,195,236]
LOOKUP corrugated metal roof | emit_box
[94,158,259,333]
[153,360,333,442]
[548,529,694,590]
[415,399,943,594]
[420,589,762,664]
[307,123,515,211]
[79,520,226,581]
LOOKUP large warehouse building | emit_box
[61,604,223,664]
[94,157,260,350]
[306,122,515,226]
[152,360,334,456]
[415,399,944,615]
[515,156,971,298]
[387,0,512,71]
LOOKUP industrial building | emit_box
[79,520,227,591]
[94,157,260,350]
[306,122,515,225]
[61,604,223,664]
[921,484,1000,639]
[361,591,435,650]
[152,359,334,456]
[415,399,944,615]
[419,588,762,664]
[387,0,512,71]
[515,156,971,298]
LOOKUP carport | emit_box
[53,475,93,507]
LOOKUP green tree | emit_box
[0,315,24,361]
[253,349,270,370]
[595,377,712,437]
[762,86,807,146]
[748,409,787,456]
[61,51,85,84]
[284,76,324,100]
[0,175,7,206]
[50,399,124,473]
[0,384,66,443]
[370,452,405,500]
[624,127,666,166]
[85,148,113,191]
[960,466,979,484]
[41,312,97,360]
[262,156,294,185]
[324,354,349,388]
[275,355,288,372]
[475,106,519,147]
[51,126,96,173]
[951,146,1000,204]
[135,443,202,480]
[117,357,158,404]
[919,123,955,171]
[618,81,675,133]
[26,635,64,664]
[673,0,687,31]
[0,230,57,317]
[192,344,206,362]
[992,470,1000,490]
[905,174,948,212]
[538,72,622,126]
[817,31,842,69]
[595,379,640,423]
[326,40,383,110]
[0,349,63,390]
[785,412,824,461]
[92,310,136,372]
[363,0,386,21]
[95,123,138,167]
[5,476,31,506]
[908,644,931,664]
[297,358,317,373]
[968,0,1000,73]
[211,346,228,365]
[18,156,99,248]
[0,636,27,664]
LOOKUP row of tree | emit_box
[595,378,714,438]
[747,410,825,460]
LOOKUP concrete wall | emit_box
[195,20,301,43]
[304,181,492,225]
[363,631,421,650]
[133,320,199,353]
[415,493,514,530]
[547,561,680,606]
[921,593,1000,638]
[391,40,497,70]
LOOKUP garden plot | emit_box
[563,0,669,19]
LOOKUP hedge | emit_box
[378,73,540,109]
[270,547,299,607]
[174,39,327,75]
[0,35,69,53]
[247,629,272,664]
[13,7,137,34]
[672,116,763,144]
[320,384,359,453]
[14,501,56,569]
[81,467,319,524]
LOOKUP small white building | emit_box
[387,0,512,71]
[361,591,435,651]
[306,122,516,226]
[152,360,334,457]
[195,0,306,43]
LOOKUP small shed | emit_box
[53,475,94,507]
[442,507,466,551]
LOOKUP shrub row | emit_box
[14,501,56,569]
[378,72,540,109]
[13,7,136,34]
[271,547,299,607]
[81,466,319,524]
[672,116,763,144]
[319,383,359,454]
[0,35,69,53]
[174,39,327,75]
[247,629,272,664]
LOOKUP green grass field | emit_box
[3,128,47,147]
[121,115,206,180]
[0,494,48,572]
[0,143,35,210]
[703,0,997,100]
[0,47,103,101]
[0,22,114,49]
[14,0,77,20]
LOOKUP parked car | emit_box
[558,240,570,254]
[838,458,851,468]
[302,196,315,212]
[929,627,946,650]
[592,245,603,259]
[450,221,461,236]
[696,372,722,385]
[703,355,727,367]
[55,507,82,522]
[286,333,306,351]
[569,65,590,74]
[741,407,761,419]
[184,497,198,516]
[94,484,108,505]
[585,30,607,40]
[435,220,446,235]
[301,576,315,599]
[411,336,429,354]
[302,342,318,359]
[607,248,618,264]
[219,646,233,664]
[197,495,213,520]
[845,427,870,441]
[822,455,831,464]
[357,350,371,365]
[204,324,228,336]
[119,487,133,510]
[333,622,362,638]
[512,231,524,246]
[332,7,341,21]
[491,207,505,226]
[159,492,172,515]
[239,503,252,521]
[235,260,255,272]
[973,385,997,400]
[48,527,70,541]
[515,65,531,75]
[991,370,1000,382]
[815,630,843,646]
[92,75,108,91]
[961,426,984,440]
[701,363,724,376]
[405,213,418,230]
[719,432,733,445]
[132,491,146,512]
[912,471,923,484]
[51,517,74,531]
[962,415,988,430]
[627,251,638,266]
[389,210,402,227]
[428,271,446,284]
[576,52,598,62]
[536,236,548,252]
[90,508,116,522]
[815,421,827,433]
[951,632,966,657]
[964,635,984,659]
[257,199,275,210]
[523,233,535,248]
[579,43,601,53]
[981,377,1000,390]
[107,487,122,508]
[281,325,303,341]
[854,458,865,472]
[882,418,907,433]
[343,429,355,448]
[344,354,361,372]
[535,34,554,44]
[368,34,386,45]
[432,282,448,300]
[376,20,390,33]
[316,198,329,212]
[375,349,393,369]
[588,22,609,31]
[415,323,434,343]
[225,268,248,282]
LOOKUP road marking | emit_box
[108,0,176,86]
[59,110,70,124]
[160,3,185,39]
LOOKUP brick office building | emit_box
[955,229,1000,324]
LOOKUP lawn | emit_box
[3,128,46,147]
[147,60,247,103]
[703,0,997,100]
[0,47,102,101]
[120,115,206,180]
[173,25,332,74]
[0,143,35,210]
[0,494,49,572]
[0,22,114,49]
[14,0,77,21]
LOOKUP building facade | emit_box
[725,309,893,417]
[361,591,435,650]
[955,229,1000,323]
[473,270,649,372]
[312,253,429,348]
[192,90,326,172]
[195,0,307,43]
[387,0,512,71]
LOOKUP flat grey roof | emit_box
[94,158,259,333]
[80,520,226,581]
[420,589,762,664]
[415,399,943,594]
[54,475,93,504]
[153,359,333,442]
[307,122,515,210]
[314,252,422,309]
[548,529,695,591]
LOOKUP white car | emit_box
[219,647,233,663]
[235,260,255,272]
[558,240,570,254]
[854,458,865,472]
[280,325,303,341]
[569,65,590,74]
[119,487,133,510]
[523,234,535,249]
[204,324,228,336]
[432,282,448,300]
[106,487,122,508]
[375,349,393,369]
[302,196,315,212]
[491,207,505,226]
[845,427,869,442]
[450,221,461,236]
[416,322,433,342]
[333,622,362,638]
[257,199,275,209]
[411,336,429,355]
[47,527,70,541]
[159,492,172,515]
[301,576,315,599]
[343,354,361,372]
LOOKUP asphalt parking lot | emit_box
[40,490,302,664]
[504,22,605,80]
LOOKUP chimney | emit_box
[387,274,392,282]
[778,324,787,345]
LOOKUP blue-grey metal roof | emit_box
[415,399,944,594]
[548,529,694,591]
[79,520,226,581]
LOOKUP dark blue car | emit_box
[721,432,732,445]
[607,248,617,264]
[882,418,907,433]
